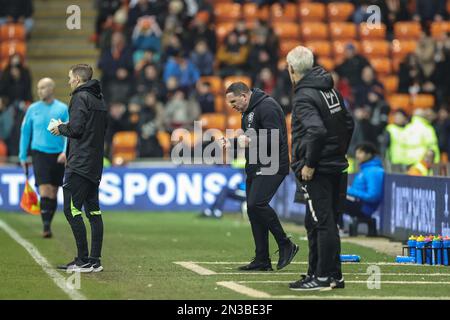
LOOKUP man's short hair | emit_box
[225,82,250,96]
[286,46,314,76]
[70,64,93,82]
[355,142,378,156]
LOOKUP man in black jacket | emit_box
[223,82,298,271]
[50,64,108,273]
[287,46,354,290]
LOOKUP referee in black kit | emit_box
[287,46,354,291]
[50,64,107,272]
[222,82,298,271]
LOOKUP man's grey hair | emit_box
[286,46,314,76]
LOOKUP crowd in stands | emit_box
[0,0,33,161]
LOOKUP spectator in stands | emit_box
[415,32,437,95]
[163,50,200,94]
[94,0,121,46]
[433,33,450,107]
[248,32,277,82]
[132,16,162,58]
[273,62,292,114]
[105,101,130,158]
[233,20,251,47]
[0,0,34,36]
[408,149,436,176]
[345,142,385,237]
[435,107,450,157]
[335,43,370,87]
[6,101,26,157]
[127,0,167,32]
[164,89,200,131]
[384,0,411,36]
[98,31,134,103]
[190,39,214,76]
[137,93,165,157]
[136,63,166,101]
[0,54,32,104]
[161,33,184,63]
[0,96,13,142]
[183,11,216,54]
[398,53,426,95]
[331,71,353,109]
[196,81,215,114]
[216,32,250,78]
[348,107,379,156]
[383,108,409,165]
[254,68,276,96]
[413,0,447,24]
[353,66,385,109]
[402,108,440,166]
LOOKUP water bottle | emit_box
[425,236,433,265]
[408,235,417,259]
[443,236,450,266]
[396,256,415,263]
[432,236,443,265]
[416,235,425,264]
[340,254,361,262]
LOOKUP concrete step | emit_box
[34,8,96,19]
[34,0,95,10]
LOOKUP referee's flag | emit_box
[20,165,40,215]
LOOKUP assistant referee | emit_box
[19,78,69,238]
[51,64,108,273]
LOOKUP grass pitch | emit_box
[0,211,449,300]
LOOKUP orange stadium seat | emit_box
[380,75,399,94]
[273,22,300,40]
[242,3,270,22]
[430,21,450,39]
[299,2,326,22]
[279,39,299,57]
[214,3,242,23]
[215,96,224,113]
[327,2,355,21]
[0,41,26,59]
[0,24,25,41]
[199,76,223,95]
[156,131,171,158]
[215,22,235,43]
[387,94,411,113]
[369,58,392,76]
[300,22,328,41]
[391,39,417,60]
[223,75,252,91]
[361,40,390,58]
[112,131,138,163]
[394,22,422,40]
[332,40,361,62]
[411,94,435,110]
[317,57,335,71]
[270,3,298,22]
[227,114,242,130]
[329,22,357,40]
[200,114,226,131]
[305,41,332,57]
[359,22,386,40]
[0,139,7,163]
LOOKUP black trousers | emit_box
[63,172,103,260]
[301,173,344,279]
[246,174,288,261]
[345,198,377,236]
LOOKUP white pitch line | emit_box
[238,280,450,285]
[217,281,271,298]
[0,219,86,300]
[216,281,450,300]
[213,272,450,276]
[174,261,217,275]
[196,261,447,266]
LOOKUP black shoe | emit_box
[57,258,92,273]
[42,230,52,238]
[238,259,273,271]
[289,274,314,288]
[277,241,299,270]
[289,277,334,291]
[88,258,104,272]
[331,277,345,289]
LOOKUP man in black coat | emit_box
[222,82,298,271]
[287,46,354,291]
[51,64,108,273]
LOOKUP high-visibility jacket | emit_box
[386,124,406,165]
[408,160,431,176]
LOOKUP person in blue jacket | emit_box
[345,142,384,236]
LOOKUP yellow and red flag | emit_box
[20,179,40,215]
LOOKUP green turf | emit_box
[0,211,449,300]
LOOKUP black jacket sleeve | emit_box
[58,94,89,139]
[258,102,284,152]
[294,95,327,168]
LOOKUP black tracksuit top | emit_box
[290,66,354,177]
[241,88,290,177]
[58,80,108,184]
